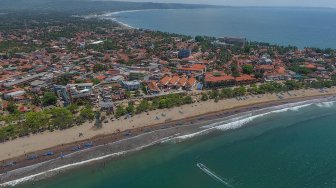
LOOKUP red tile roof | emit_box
[96,75,106,81]
[169,75,180,85]
[206,75,235,82]
[160,76,171,85]
[187,77,196,87]
[148,81,160,92]
[235,74,256,82]
[178,76,188,86]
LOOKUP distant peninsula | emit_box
[0,0,222,14]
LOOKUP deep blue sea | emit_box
[14,100,336,188]
[112,7,336,49]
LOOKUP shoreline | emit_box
[82,8,179,29]
[1,89,336,185]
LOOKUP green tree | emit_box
[93,63,107,73]
[183,96,193,104]
[201,93,209,101]
[25,111,49,132]
[242,65,254,74]
[115,106,126,118]
[220,88,234,98]
[136,100,149,114]
[79,107,95,120]
[67,104,79,114]
[6,101,18,114]
[125,91,131,99]
[50,108,73,129]
[32,94,41,106]
[126,102,135,114]
[158,99,168,109]
[233,86,246,96]
[42,92,57,106]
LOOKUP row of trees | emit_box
[2,78,336,141]
[200,79,335,102]
[0,104,95,142]
[114,94,193,118]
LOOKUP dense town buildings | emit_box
[0,13,336,141]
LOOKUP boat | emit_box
[197,163,206,169]
[71,146,81,151]
[44,151,54,156]
[2,161,16,167]
[27,154,38,160]
[84,142,93,147]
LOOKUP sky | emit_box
[112,0,336,8]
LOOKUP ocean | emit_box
[107,7,336,49]
[14,99,336,188]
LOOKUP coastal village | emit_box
[1,15,336,141]
[1,12,336,172]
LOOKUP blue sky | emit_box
[115,0,336,8]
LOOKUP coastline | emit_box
[82,9,178,29]
[1,88,336,186]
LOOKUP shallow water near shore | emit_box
[13,100,336,188]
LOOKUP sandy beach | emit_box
[0,88,335,160]
[0,87,336,185]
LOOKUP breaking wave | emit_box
[2,97,336,187]
[315,101,335,108]
[0,135,174,187]
[172,97,336,142]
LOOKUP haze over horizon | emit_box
[98,0,336,8]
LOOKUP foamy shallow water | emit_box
[3,97,336,187]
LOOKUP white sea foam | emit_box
[99,9,177,29]
[2,97,335,186]
[167,99,336,143]
[107,17,136,29]
[102,9,177,17]
[0,136,174,187]
[316,101,335,108]
[172,128,214,142]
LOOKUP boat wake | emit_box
[196,163,233,187]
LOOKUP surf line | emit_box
[197,163,233,187]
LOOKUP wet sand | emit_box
[1,88,336,185]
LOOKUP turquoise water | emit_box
[112,7,336,49]
[16,101,336,187]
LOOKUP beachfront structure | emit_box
[99,101,114,112]
[54,83,94,104]
[185,77,197,90]
[219,36,247,47]
[235,74,257,85]
[205,72,235,88]
[104,75,124,84]
[121,80,140,91]
[159,74,198,90]
[147,81,161,94]
[3,89,26,100]
[176,64,206,76]
[260,54,273,64]
[3,72,46,88]
[178,49,191,59]
[128,70,148,81]
[68,83,93,99]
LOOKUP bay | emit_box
[113,7,336,49]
